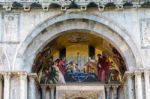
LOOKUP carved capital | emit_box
[143,69,150,75]
[28,73,37,79]
[11,71,27,80]
[40,85,47,90]
[134,70,142,76]
[19,72,27,80]
[3,72,11,79]
[125,71,133,77]
[112,85,118,90]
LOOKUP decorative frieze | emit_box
[0,0,147,11]
[56,85,105,99]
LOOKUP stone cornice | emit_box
[0,0,148,11]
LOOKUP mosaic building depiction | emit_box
[0,0,150,99]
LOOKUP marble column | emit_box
[46,88,51,99]
[41,86,46,99]
[0,73,3,99]
[112,86,118,99]
[126,72,134,99]
[19,72,27,99]
[51,86,55,99]
[118,86,124,99]
[105,86,111,99]
[144,70,150,99]
[123,84,127,99]
[135,71,143,99]
[3,72,11,99]
[28,74,37,99]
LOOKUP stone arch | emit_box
[14,13,143,72]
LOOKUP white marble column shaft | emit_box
[46,88,51,99]
[144,70,150,99]
[135,71,143,99]
[42,86,46,99]
[28,74,37,99]
[112,86,118,99]
[0,74,3,99]
[51,87,55,99]
[19,72,27,99]
[106,86,111,99]
[3,72,11,99]
[126,72,134,99]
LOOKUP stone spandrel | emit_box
[2,13,20,42]
[141,19,150,48]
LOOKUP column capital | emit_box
[112,85,119,89]
[11,71,27,79]
[134,70,142,76]
[41,85,48,89]
[105,85,111,88]
[125,71,133,77]
[143,69,150,75]
[19,72,27,80]
[28,73,37,80]
[2,72,11,79]
[124,71,134,81]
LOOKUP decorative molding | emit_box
[65,91,99,99]
[56,85,105,99]
[0,0,145,11]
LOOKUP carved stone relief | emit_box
[56,85,105,99]
[2,13,20,42]
[141,19,150,48]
